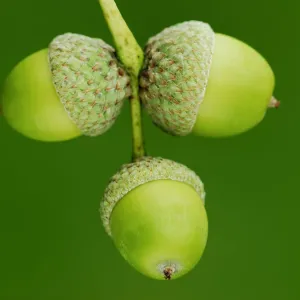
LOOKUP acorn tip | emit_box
[268,96,280,109]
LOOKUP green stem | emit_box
[129,76,145,160]
[98,0,145,161]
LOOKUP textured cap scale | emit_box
[49,33,132,136]
[139,21,215,136]
[100,156,205,236]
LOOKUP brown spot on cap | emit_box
[118,68,125,76]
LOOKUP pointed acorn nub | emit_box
[100,157,208,280]
[268,96,280,109]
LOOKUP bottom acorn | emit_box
[100,157,208,280]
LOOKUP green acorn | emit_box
[100,156,208,280]
[1,33,131,142]
[139,21,279,138]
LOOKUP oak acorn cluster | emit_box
[1,4,279,281]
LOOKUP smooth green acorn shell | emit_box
[192,33,275,137]
[100,157,207,280]
[1,33,131,141]
[2,49,81,141]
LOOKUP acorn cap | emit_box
[139,21,215,136]
[100,156,205,236]
[49,33,131,137]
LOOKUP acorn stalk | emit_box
[98,0,145,160]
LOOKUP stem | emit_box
[98,0,146,161]
[129,77,146,160]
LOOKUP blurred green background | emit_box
[0,0,299,299]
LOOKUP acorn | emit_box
[139,21,279,138]
[100,156,208,280]
[1,33,131,142]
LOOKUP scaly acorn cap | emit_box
[139,21,215,136]
[100,156,205,236]
[49,33,132,136]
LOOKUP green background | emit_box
[0,0,299,299]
